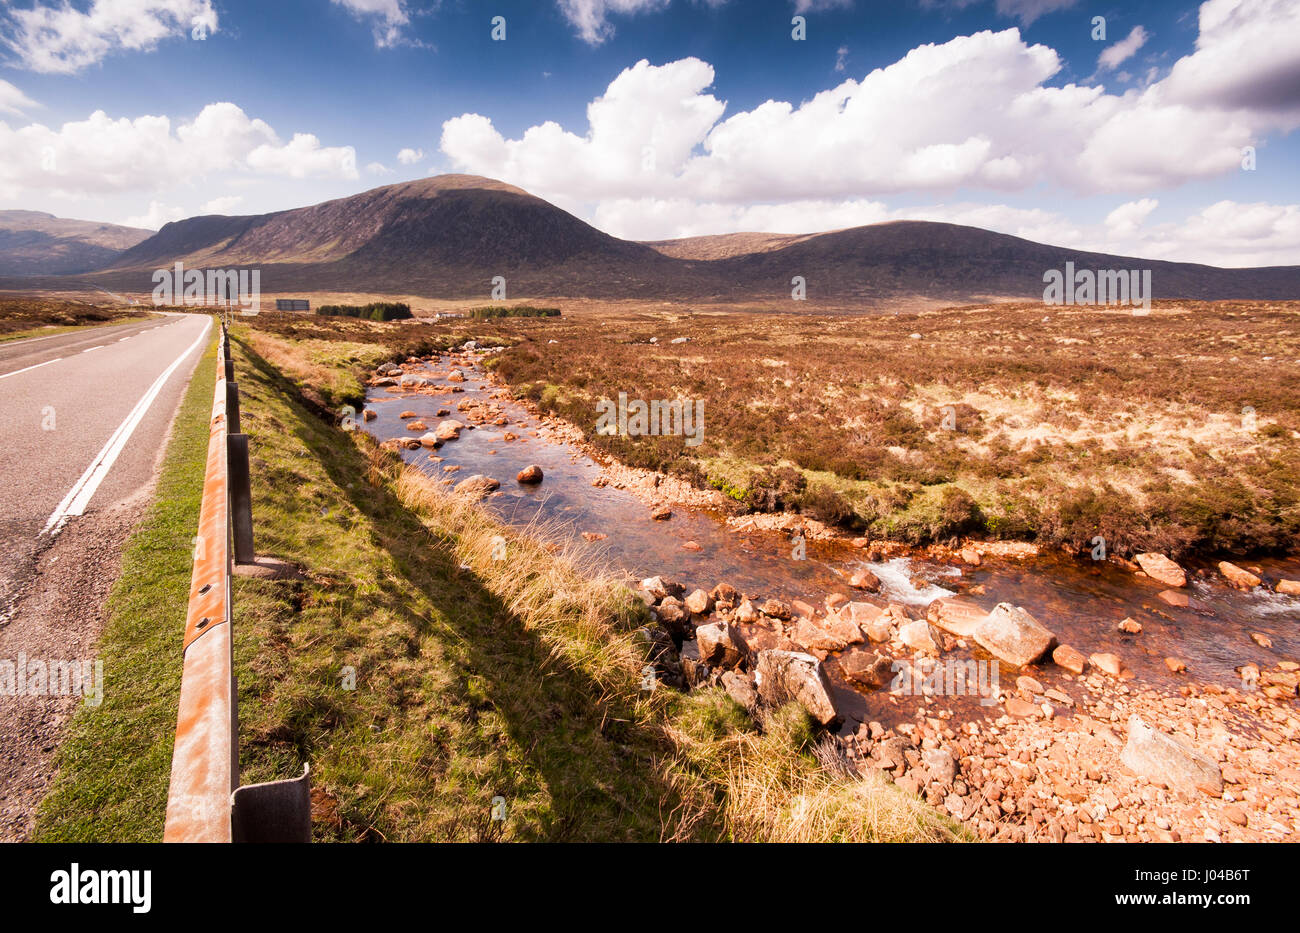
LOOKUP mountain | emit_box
[35,175,1300,303]
[0,211,153,276]
[105,174,675,298]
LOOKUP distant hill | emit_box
[105,174,675,298]
[21,175,1300,304]
[703,220,1300,304]
[0,211,152,275]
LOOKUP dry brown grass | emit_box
[0,296,147,339]
[232,298,1300,558]
[477,299,1300,559]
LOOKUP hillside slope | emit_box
[0,211,152,276]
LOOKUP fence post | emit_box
[228,434,254,564]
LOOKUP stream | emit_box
[362,350,1300,727]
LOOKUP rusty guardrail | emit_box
[163,322,310,843]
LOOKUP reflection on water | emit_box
[364,354,1300,698]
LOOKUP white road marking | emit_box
[0,320,153,349]
[82,346,103,353]
[41,318,212,537]
[0,357,63,380]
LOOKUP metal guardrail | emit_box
[163,322,310,843]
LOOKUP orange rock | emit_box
[1218,561,1261,590]
[1052,644,1087,675]
[1089,652,1126,677]
[1135,553,1187,587]
[1005,698,1040,718]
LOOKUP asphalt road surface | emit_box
[0,311,211,839]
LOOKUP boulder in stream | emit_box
[849,568,881,591]
[1218,561,1261,589]
[973,602,1056,667]
[792,614,864,653]
[926,596,987,638]
[1052,644,1087,675]
[453,475,500,499]
[841,601,883,628]
[839,648,893,687]
[435,420,464,441]
[898,619,939,655]
[1135,552,1187,588]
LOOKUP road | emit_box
[0,311,211,840]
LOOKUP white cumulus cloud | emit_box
[397,147,424,164]
[556,0,672,45]
[0,79,37,115]
[442,27,1270,207]
[123,200,185,230]
[201,195,244,214]
[1104,198,1159,237]
[1162,0,1300,126]
[0,102,358,200]
[1098,25,1149,71]
[1,0,218,74]
[330,0,411,47]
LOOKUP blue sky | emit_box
[0,0,1297,265]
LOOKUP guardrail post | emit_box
[231,765,312,843]
[226,382,241,435]
[228,434,255,564]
